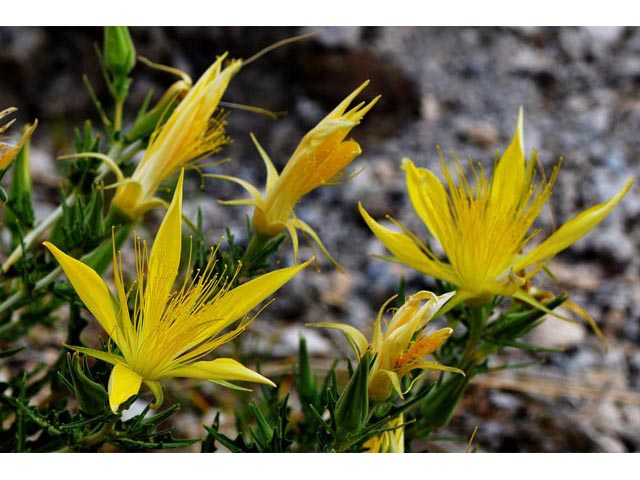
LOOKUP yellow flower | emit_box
[363,414,405,453]
[45,171,310,413]
[213,81,379,268]
[310,290,463,403]
[360,109,634,307]
[112,54,241,219]
[0,107,37,169]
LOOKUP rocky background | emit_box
[1,26,639,452]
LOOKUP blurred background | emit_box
[1,26,639,451]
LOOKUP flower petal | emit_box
[250,133,279,191]
[65,345,122,366]
[44,241,119,340]
[402,158,452,247]
[108,363,143,413]
[144,380,164,409]
[307,322,369,358]
[516,177,634,270]
[144,169,184,328]
[490,107,526,212]
[410,361,465,376]
[168,358,275,387]
[289,216,344,272]
[207,258,313,332]
[358,203,457,284]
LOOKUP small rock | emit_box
[420,94,441,125]
[277,325,334,357]
[301,26,362,48]
[466,120,499,148]
[509,48,555,76]
[594,434,626,453]
[613,57,640,78]
[559,28,588,60]
[320,270,355,309]
[550,260,603,292]
[525,316,586,349]
[582,26,625,50]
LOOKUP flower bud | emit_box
[103,26,136,76]
[67,353,109,415]
[335,352,371,438]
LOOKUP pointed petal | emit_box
[284,222,301,263]
[512,287,606,349]
[307,322,369,358]
[168,358,275,387]
[208,258,313,331]
[64,345,122,366]
[490,108,526,212]
[516,177,634,270]
[359,203,457,284]
[207,173,264,205]
[436,291,473,316]
[410,361,465,376]
[217,198,258,207]
[513,289,576,325]
[44,242,118,339]
[144,380,165,409]
[378,369,404,399]
[108,363,143,413]
[144,170,184,325]
[560,299,606,347]
[250,133,279,191]
[289,217,344,272]
[402,158,451,246]
[324,80,370,120]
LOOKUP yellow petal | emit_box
[358,203,457,284]
[516,177,634,270]
[44,242,119,341]
[108,363,143,413]
[402,158,452,247]
[207,173,265,205]
[410,361,465,376]
[250,133,279,191]
[490,107,526,212]
[65,345,122,366]
[289,217,344,272]
[307,322,369,358]
[324,80,370,120]
[376,369,403,400]
[144,169,184,326]
[144,380,164,409]
[168,358,275,387]
[207,258,313,332]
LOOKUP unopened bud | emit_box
[67,353,109,415]
[103,26,136,76]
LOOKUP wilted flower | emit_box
[360,109,634,308]
[0,107,37,170]
[46,171,310,413]
[112,54,241,219]
[310,290,462,403]
[213,81,379,268]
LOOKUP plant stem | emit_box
[419,306,489,429]
[114,98,124,134]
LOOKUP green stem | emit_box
[460,306,486,367]
[56,419,115,452]
[239,230,279,277]
[419,305,489,429]
[114,98,124,134]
